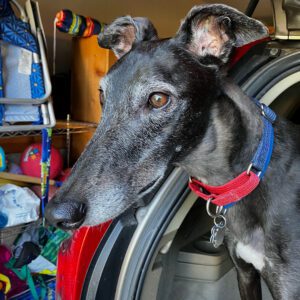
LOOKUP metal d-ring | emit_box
[246,163,253,175]
[246,163,262,178]
[260,103,275,124]
[214,214,227,228]
[206,199,226,218]
[216,205,225,215]
[260,103,267,118]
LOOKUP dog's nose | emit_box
[45,200,87,230]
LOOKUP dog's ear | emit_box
[176,4,269,63]
[98,16,158,59]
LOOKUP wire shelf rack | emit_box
[0,120,97,138]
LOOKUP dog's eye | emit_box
[99,88,105,106]
[149,93,169,109]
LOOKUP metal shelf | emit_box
[0,120,97,138]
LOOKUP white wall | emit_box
[19,0,272,73]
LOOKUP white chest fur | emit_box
[236,242,265,271]
[235,228,266,272]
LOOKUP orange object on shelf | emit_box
[70,35,116,162]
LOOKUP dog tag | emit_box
[210,214,226,248]
[210,225,226,248]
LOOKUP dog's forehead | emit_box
[99,39,218,106]
[100,40,187,89]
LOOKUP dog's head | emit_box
[45,4,268,229]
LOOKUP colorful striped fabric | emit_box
[40,227,70,265]
[55,9,104,37]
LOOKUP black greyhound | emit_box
[46,4,300,300]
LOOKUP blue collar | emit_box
[224,99,276,209]
[249,100,277,179]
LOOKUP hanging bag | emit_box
[0,0,46,124]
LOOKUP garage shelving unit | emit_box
[0,120,97,138]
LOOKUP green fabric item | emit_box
[36,275,47,299]
[40,227,69,264]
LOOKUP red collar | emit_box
[189,171,260,207]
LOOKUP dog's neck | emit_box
[178,80,263,185]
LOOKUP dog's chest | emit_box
[234,228,266,271]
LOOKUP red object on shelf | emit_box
[56,221,111,300]
[20,143,63,179]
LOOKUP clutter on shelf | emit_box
[0,0,69,298]
[1,1,105,298]
[0,184,40,227]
